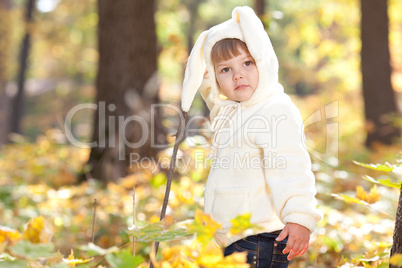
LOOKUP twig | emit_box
[91,198,97,243]
[91,241,132,268]
[149,111,187,268]
[132,187,136,256]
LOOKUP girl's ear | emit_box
[181,30,209,112]
[232,6,272,63]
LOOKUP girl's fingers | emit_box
[287,242,301,259]
[299,243,309,256]
[285,240,310,260]
[276,227,289,242]
[282,238,294,254]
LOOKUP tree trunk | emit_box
[390,187,402,267]
[186,0,201,54]
[0,0,11,146]
[254,0,265,18]
[10,0,35,135]
[360,0,400,147]
[87,0,160,182]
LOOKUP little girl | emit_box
[181,6,322,267]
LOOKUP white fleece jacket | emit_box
[204,94,322,246]
[180,6,322,247]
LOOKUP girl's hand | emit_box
[275,222,310,260]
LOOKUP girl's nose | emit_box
[233,72,244,81]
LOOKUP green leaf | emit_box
[151,173,167,188]
[78,242,119,257]
[378,178,401,189]
[105,250,144,268]
[353,161,395,172]
[331,193,391,218]
[376,262,389,268]
[321,236,343,252]
[9,240,55,259]
[126,221,189,242]
[190,170,203,182]
[359,255,379,263]
[362,175,401,189]
[332,193,367,205]
[362,175,379,184]
[230,213,262,235]
[50,264,70,268]
[0,253,16,262]
[0,260,28,268]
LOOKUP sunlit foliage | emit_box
[0,131,401,267]
[2,0,402,266]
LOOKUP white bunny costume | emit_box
[181,6,322,246]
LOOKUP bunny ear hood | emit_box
[181,6,284,120]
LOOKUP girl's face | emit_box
[214,48,259,102]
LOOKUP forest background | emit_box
[0,0,402,267]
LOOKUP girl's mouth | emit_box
[235,85,248,90]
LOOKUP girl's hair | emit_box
[211,38,250,65]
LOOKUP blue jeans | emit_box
[223,231,290,268]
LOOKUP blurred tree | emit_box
[86,0,161,182]
[183,0,209,120]
[0,0,11,146]
[361,0,400,147]
[392,187,402,266]
[186,0,201,53]
[10,0,35,135]
[254,0,265,19]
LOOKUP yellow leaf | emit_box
[23,215,53,243]
[356,185,381,204]
[162,245,183,260]
[223,252,248,264]
[152,245,198,268]
[150,215,160,223]
[0,225,22,247]
[216,252,248,267]
[67,249,75,267]
[160,262,173,268]
[194,243,248,268]
[196,210,221,229]
[390,254,402,266]
[196,243,224,267]
[230,213,262,236]
[356,186,368,201]
[63,258,94,266]
[62,249,93,267]
[46,250,64,266]
[186,210,222,245]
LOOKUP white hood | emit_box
[181,6,284,121]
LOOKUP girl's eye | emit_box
[221,67,230,73]
[244,61,253,66]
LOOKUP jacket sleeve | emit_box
[254,97,323,232]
